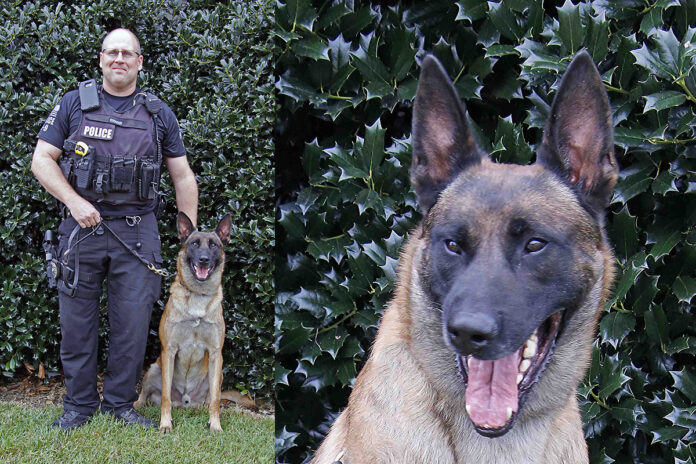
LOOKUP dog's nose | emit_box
[198,255,210,264]
[446,313,497,355]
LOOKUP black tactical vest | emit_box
[61,80,163,207]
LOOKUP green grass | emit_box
[0,402,273,464]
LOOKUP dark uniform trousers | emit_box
[57,212,162,415]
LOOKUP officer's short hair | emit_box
[102,28,141,54]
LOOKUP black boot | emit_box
[51,410,93,430]
[106,407,157,428]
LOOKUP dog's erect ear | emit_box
[411,54,483,213]
[177,211,195,242]
[215,214,232,245]
[536,50,618,219]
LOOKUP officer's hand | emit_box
[68,197,101,228]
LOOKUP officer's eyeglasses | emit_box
[102,48,141,60]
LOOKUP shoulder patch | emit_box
[42,104,61,131]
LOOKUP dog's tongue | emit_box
[194,265,210,280]
[465,350,520,429]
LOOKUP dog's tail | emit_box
[221,389,257,410]
[135,361,162,408]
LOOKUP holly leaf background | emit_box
[276,1,696,462]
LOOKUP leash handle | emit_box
[58,223,88,296]
[62,223,96,260]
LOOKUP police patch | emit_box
[83,123,115,140]
[41,105,61,132]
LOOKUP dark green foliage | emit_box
[0,0,274,397]
[275,0,696,462]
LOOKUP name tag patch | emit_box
[83,123,115,140]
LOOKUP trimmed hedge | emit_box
[0,0,275,397]
[275,0,696,462]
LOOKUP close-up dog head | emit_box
[411,51,617,437]
[176,211,232,286]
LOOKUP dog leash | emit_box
[99,220,170,277]
[61,220,170,279]
[60,224,97,293]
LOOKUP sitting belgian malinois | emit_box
[313,51,617,463]
[135,212,254,432]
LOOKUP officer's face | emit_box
[99,31,143,93]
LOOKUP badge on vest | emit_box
[82,123,115,140]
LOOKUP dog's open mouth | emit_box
[190,262,213,281]
[457,310,564,437]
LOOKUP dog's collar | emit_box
[179,275,218,296]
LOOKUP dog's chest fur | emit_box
[164,281,224,387]
[167,283,223,345]
[179,291,216,320]
[170,317,215,393]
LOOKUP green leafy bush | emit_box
[275,0,696,462]
[0,0,274,397]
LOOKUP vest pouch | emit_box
[74,155,94,190]
[93,152,111,196]
[110,156,136,192]
[138,160,157,200]
[59,158,74,185]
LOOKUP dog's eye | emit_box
[445,240,463,255]
[525,238,547,253]
[191,240,199,247]
[210,242,218,249]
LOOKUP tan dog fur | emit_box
[135,213,255,432]
[313,51,617,463]
[313,224,614,463]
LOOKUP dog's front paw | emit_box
[159,422,172,434]
[208,420,222,432]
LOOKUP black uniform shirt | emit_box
[37,87,186,216]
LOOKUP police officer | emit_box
[31,28,198,430]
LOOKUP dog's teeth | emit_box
[529,331,538,344]
[467,357,472,369]
[506,407,513,420]
[523,341,537,358]
[517,373,523,385]
[466,405,471,416]
[520,359,531,373]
